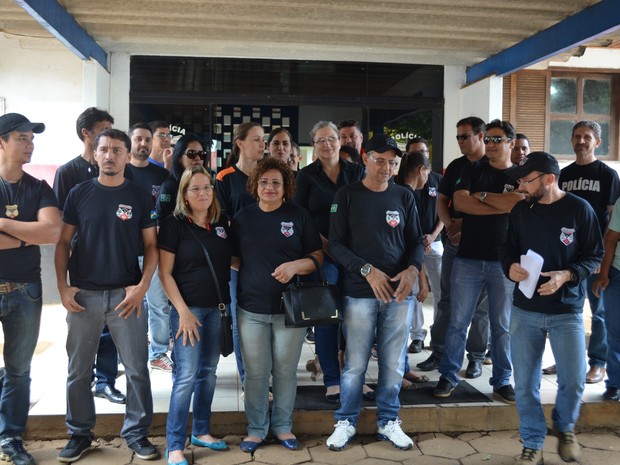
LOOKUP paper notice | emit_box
[519,249,544,299]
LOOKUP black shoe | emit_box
[408,340,424,353]
[417,353,441,371]
[128,437,158,460]
[0,439,35,465]
[433,377,456,398]
[94,385,126,404]
[304,327,315,344]
[58,435,92,463]
[465,360,482,379]
[603,387,619,401]
[494,384,516,404]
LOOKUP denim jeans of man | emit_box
[66,289,153,445]
[431,240,489,361]
[603,266,620,390]
[311,257,340,389]
[146,266,171,362]
[229,270,245,385]
[510,307,586,450]
[410,240,443,341]
[0,282,42,443]
[237,307,305,439]
[586,273,607,368]
[336,296,410,427]
[439,258,512,388]
[166,305,221,452]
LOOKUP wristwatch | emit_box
[479,192,488,203]
[360,263,373,277]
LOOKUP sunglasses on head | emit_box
[184,150,207,160]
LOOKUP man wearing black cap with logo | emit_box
[502,152,603,464]
[326,134,424,452]
[0,113,62,465]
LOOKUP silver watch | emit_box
[360,263,373,277]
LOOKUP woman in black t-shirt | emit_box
[159,166,232,464]
[232,158,322,454]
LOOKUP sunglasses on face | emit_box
[455,133,472,142]
[483,136,513,145]
[184,150,207,160]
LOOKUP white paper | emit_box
[519,249,544,299]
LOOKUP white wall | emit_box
[0,35,84,166]
[443,66,465,166]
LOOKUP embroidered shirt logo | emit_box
[428,187,437,197]
[560,227,575,246]
[386,210,400,228]
[116,204,133,221]
[281,221,294,237]
[215,227,227,239]
[330,203,337,213]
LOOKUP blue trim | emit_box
[467,0,620,84]
[16,0,108,71]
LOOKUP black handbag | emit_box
[184,222,234,357]
[282,255,343,328]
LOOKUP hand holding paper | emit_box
[519,249,544,299]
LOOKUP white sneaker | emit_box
[377,419,413,450]
[326,420,356,451]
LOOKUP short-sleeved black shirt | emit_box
[63,179,156,290]
[53,155,99,209]
[0,173,58,282]
[158,215,232,307]
[455,160,518,261]
[293,159,365,237]
[215,165,256,221]
[127,162,170,207]
[232,202,322,314]
[439,155,488,219]
[156,176,178,223]
[410,171,442,239]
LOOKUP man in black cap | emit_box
[0,113,62,465]
[502,152,603,464]
[327,134,424,451]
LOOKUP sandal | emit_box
[403,372,429,383]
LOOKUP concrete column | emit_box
[109,52,131,130]
[460,75,503,126]
[83,60,110,110]
[443,66,466,167]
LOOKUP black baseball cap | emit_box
[506,151,560,180]
[365,134,403,157]
[0,113,45,136]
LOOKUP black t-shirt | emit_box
[559,160,620,234]
[455,160,518,261]
[53,155,99,209]
[158,215,232,307]
[502,193,604,314]
[328,182,425,298]
[0,173,57,282]
[215,165,256,221]
[63,179,157,290]
[127,162,170,207]
[439,155,487,218]
[410,171,442,239]
[156,176,178,223]
[293,159,365,238]
[232,202,322,314]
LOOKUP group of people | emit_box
[0,107,618,465]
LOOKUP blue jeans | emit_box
[439,258,513,388]
[431,241,489,361]
[510,307,586,450]
[229,270,244,385]
[311,257,340,388]
[166,305,221,452]
[410,241,443,341]
[237,307,305,439]
[66,289,153,445]
[336,296,410,427]
[0,282,42,442]
[586,273,607,368]
[146,267,171,361]
[603,266,620,389]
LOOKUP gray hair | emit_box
[573,120,602,141]
[309,121,338,142]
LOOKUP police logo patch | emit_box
[117,204,133,221]
[216,227,227,239]
[428,187,437,197]
[330,203,338,213]
[560,227,575,246]
[386,210,400,228]
[281,221,294,237]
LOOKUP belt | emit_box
[0,283,27,294]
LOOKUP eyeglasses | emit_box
[184,150,207,160]
[367,153,398,168]
[455,133,473,142]
[258,179,283,188]
[517,173,545,186]
[313,136,338,146]
[186,185,214,194]
[155,132,173,139]
[484,136,513,145]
